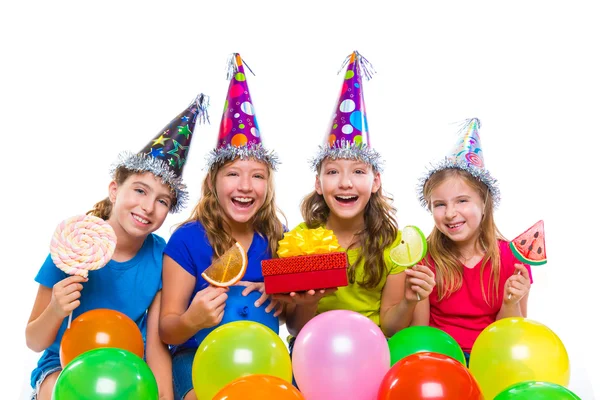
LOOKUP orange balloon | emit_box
[213,375,304,400]
[59,308,144,367]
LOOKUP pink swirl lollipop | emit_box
[50,215,117,278]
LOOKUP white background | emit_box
[1,1,598,398]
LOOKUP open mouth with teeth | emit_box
[132,214,150,225]
[447,222,464,230]
[232,197,255,208]
[335,195,358,204]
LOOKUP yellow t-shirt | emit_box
[293,223,405,326]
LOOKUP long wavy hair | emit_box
[179,160,285,258]
[422,168,504,305]
[87,167,138,220]
[301,167,397,289]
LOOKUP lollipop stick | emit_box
[67,311,73,329]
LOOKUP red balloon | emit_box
[378,352,483,400]
[213,375,304,400]
[60,308,144,367]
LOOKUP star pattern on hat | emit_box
[149,147,164,158]
[153,134,169,146]
[114,93,210,213]
[177,125,193,139]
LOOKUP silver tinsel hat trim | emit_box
[205,142,280,171]
[111,152,188,213]
[417,118,500,210]
[417,159,500,211]
[310,139,384,173]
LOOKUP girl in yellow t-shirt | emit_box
[273,52,435,341]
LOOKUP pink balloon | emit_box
[292,310,390,400]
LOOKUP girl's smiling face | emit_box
[215,158,269,227]
[316,158,380,224]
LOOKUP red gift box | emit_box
[261,252,349,294]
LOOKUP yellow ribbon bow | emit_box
[277,227,341,258]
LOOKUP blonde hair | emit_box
[87,167,137,220]
[422,168,504,305]
[179,160,285,257]
[301,166,397,289]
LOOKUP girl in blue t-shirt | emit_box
[160,152,286,400]
[25,94,207,400]
[160,152,286,399]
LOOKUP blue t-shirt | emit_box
[30,234,165,388]
[164,221,275,351]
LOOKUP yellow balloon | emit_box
[191,321,292,400]
[469,317,569,399]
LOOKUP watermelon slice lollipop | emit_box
[510,220,547,266]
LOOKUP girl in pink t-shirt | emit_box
[415,119,532,363]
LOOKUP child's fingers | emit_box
[507,286,521,297]
[411,286,429,299]
[215,307,225,323]
[254,292,269,308]
[210,292,228,307]
[407,271,436,287]
[408,277,427,288]
[515,264,531,281]
[273,303,284,317]
[413,264,434,275]
[516,274,530,287]
[62,290,81,305]
[507,275,529,290]
[55,275,87,290]
[408,277,434,291]
[270,294,294,304]
[510,281,527,292]
[241,286,254,296]
[264,297,277,313]
[201,286,229,300]
[62,282,84,295]
[65,300,81,313]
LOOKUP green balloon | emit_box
[192,321,292,400]
[388,326,466,366]
[494,381,581,399]
[53,348,158,399]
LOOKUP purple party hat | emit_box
[310,51,383,172]
[206,53,278,170]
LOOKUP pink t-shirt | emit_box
[428,240,533,353]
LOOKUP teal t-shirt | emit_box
[30,234,165,388]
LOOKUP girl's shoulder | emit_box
[170,220,207,239]
[176,219,205,232]
[146,233,167,250]
[293,222,311,231]
[166,220,212,251]
[497,239,513,261]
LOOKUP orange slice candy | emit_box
[201,242,248,287]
